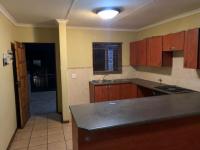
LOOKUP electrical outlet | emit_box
[71,73,77,79]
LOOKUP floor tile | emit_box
[48,142,67,150]
[14,132,32,141]
[28,144,47,150]
[29,136,47,147]
[9,139,29,150]
[31,130,47,138]
[48,133,65,143]
[66,139,73,150]
[48,128,63,135]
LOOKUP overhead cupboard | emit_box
[130,28,200,69]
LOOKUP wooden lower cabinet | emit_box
[120,83,137,99]
[93,85,109,102]
[137,86,153,98]
[90,83,139,102]
[109,84,121,100]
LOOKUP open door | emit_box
[12,42,30,128]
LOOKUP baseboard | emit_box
[62,120,70,123]
[6,128,17,150]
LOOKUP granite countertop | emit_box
[90,78,187,94]
[70,92,200,131]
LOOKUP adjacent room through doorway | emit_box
[24,43,57,115]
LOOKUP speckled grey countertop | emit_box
[70,78,199,131]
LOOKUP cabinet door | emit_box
[147,36,163,67]
[136,39,147,66]
[130,42,137,66]
[163,31,185,51]
[184,28,199,69]
[120,83,137,99]
[137,86,153,98]
[108,84,121,100]
[94,85,109,102]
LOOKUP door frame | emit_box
[23,42,59,113]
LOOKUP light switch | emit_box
[71,73,77,79]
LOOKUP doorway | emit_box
[24,43,58,115]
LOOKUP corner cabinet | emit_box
[163,31,185,51]
[147,36,172,67]
[184,28,200,69]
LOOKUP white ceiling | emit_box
[0,0,200,29]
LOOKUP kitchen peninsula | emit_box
[70,79,200,150]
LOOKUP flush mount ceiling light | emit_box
[96,8,120,20]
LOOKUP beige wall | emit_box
[0,13,17,150]
[66,29,136,105]
[134,12,200,91]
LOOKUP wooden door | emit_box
[108,84,120,100]
[12,42,30,128]
[94,85,109,102]
[120,83,137,99]
[147,36,163,67]
[184,28,199,69]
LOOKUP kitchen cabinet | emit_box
[109,84,121,100]
[184,28,200,69]
[93,85,109,102]
[137,86,153,98]
[130,39,147,66]
[120,83,138,99]
[147,36,172,67]
[163,31,185,51]
[90,83,138,102]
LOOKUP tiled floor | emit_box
[9,113,72,150]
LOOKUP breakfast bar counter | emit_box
[70,83,200,150]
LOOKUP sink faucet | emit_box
[158,78,162,84]
[102,74,109,81]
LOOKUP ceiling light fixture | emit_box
[96,8,120,20]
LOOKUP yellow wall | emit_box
[134,12,200,91]
[136,13,200,39]
[0,13,17,150]
[67,28,136,68]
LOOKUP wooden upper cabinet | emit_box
[147,36,172,67]
[130,42,136,66]
[130,39,147,66]
[147,36,163,67]
[184,28,200,69]
[163,31,185,51]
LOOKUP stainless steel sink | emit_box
[92,80,115,84]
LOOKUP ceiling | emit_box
[1,0,200,30]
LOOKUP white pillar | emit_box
[56,19,70,122]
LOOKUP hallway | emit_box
[30,91,57,115]
[9,113,72,150]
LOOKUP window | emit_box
[93,42,122,74]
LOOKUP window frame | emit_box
[92,42,122,75]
